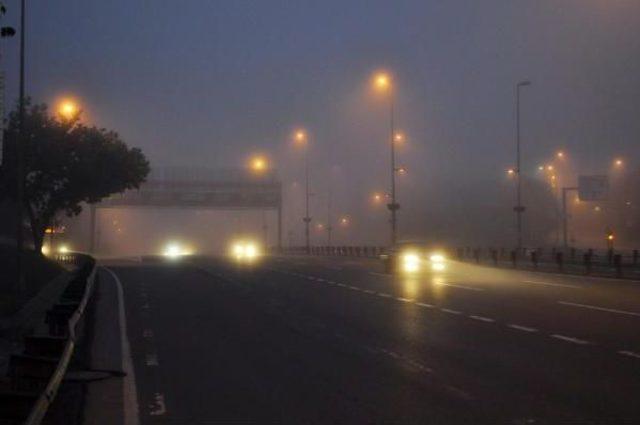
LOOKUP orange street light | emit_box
[614,158,623,167]
[294,129,307,146]
[249,155,268,173]
[57,98,79,120]
[339,216,350,226]
[394,132,405,143]
[556,151,565,159]
[373,72,391,92]
[507,168,516,176]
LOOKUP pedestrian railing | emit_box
[454,246,640,279]
[274,245,387,258]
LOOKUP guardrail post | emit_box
[510,250,517,268]
[584,252,592,275]
[531,251,538,269]
[473,248,480,264]
[614,254,622,277]
[556,252,564,272]
[491,249,498,266]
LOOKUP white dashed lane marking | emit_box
[618,350,640,359]
[396,297,414,303]
[508,324,538,333]
[416,302,434,309]
[441,308,462,315]
[551,334,591,345]
[557,301,640,317]
[369,272,388,277]
[149,392,167,416]
[437,282,484,292]
[469,315,495,323]
[522,280,580,289]
[145,353,159,366]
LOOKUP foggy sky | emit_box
[2,0,639,248]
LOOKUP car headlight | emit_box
[245,243,258,258]
[429,253,446,263]
[402,252,421,273]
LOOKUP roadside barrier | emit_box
[454,246,638,278]
[274,244,639,279]
[0,253,96,424]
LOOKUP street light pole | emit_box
[515,80,531,250]
[390,98,396,245]
[562,187,578,249]
[327,178,333,248]
[15,0,26,293]
[303,143,311,254]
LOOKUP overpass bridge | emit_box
[90,166,282,252]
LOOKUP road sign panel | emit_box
[578,175,609,201]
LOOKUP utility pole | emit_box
[514,80,531,251]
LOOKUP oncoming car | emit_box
[229,240,261,262]
[380,241,448,274]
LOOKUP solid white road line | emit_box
[557,301,640,317]
[508,324,538,333]
[550,334,591,345]
[468,315,495,323]
[102,267,140,425]
[522,280,580,289]
[618,350,640,359]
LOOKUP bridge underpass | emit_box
[89,167,282,254]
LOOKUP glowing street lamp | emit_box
[249,155,268,173]
[394,132,405,144]
[614,158,623,168]
[373,72,391,91]
[556,151,565,159]
[507,168,516,176]
[339,216,350,226]
[57,98,79,120]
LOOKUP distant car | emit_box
[380,240,447,274]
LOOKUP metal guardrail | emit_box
[22,254,96,425]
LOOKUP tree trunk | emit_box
[25,203,46,254]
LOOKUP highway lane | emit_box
[99,255,640,424]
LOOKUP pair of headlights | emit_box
[401,252,446,273]
[231,242,260,260]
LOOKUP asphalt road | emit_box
[97,255,640,424]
